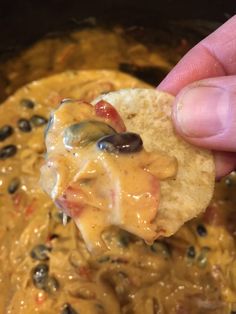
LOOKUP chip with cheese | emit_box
[41,88,215,252]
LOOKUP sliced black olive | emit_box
[30,244,51,261]
[30,115,48,127]
[63,120,116,148]
[8,177,20,194]
[0,125,13,141]
[97,132,143,154]
[119,63,167,86]
[20,98,35,109]
[186,245,196,258]
[31,263,49,289]
[17,118,32,132]
[225,177,233,186]
[0,144,17,159]
[101,271,129,303]
[118,230,132,247]
[61,303,78,314]
[44,276,59,294]
[52,211,71,224]
[150,241,171,258]
[196,224,207,237]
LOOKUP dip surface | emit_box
[0,25,235,314]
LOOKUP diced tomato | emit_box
[12,193,22,207]
[150,175,160,197]
[78,266,91,280]
[25,200,36,217]
[46,233,59,246]
[56,198,84,218]
[95,100,126,132]
[35,291,47,305]
[56,185,85,218]
[203,203,224,226]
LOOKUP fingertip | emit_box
[171,78,236,152]
[156,78,175,95]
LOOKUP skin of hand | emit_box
[158,15,236,178]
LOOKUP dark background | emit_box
[0,0,235,56]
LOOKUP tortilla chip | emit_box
[92,88,215,237]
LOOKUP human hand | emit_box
[158,15,236,178]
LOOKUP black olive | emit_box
[20,98,35,109]
[30,115,48,127]
[196,224,207,237]
[17,118,32,132]
[0,125,13,141]
[63,120,116,148]
[61,303,78,314]
[186,246,196,258]
[97,132,143,154]
[150,241,171,258]
[225,177,233,186]
[52,211,71,224]
[0,144,17,159]
[44,276,59,294]
[118,230,131,247]
[31,263,49,289]
[30,244,51,261]
[8,177,20,194]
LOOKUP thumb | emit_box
[172,76,236,152]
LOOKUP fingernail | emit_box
[175,86,230,137]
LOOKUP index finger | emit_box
[158,15,236,95]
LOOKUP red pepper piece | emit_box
[203,203,224,226]
[95,100,126,132]
[78,266,91,280]
[12,193,22,208]
[35,291,47,305]
[55,185,85,218]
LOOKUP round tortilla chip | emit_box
[92,88,215,237]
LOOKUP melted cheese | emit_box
[41,100,177,252]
